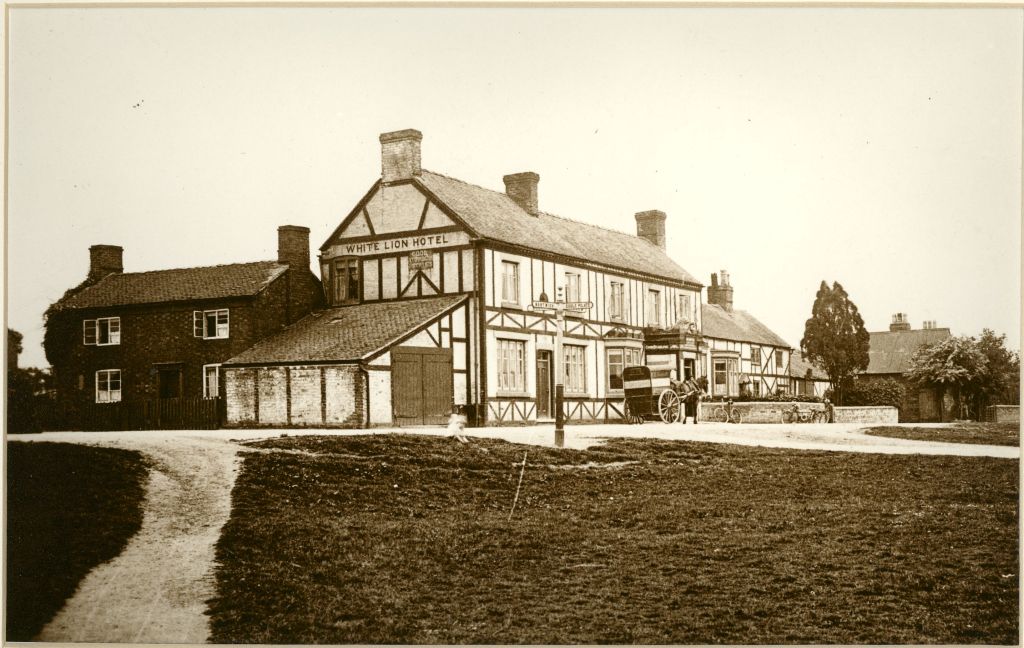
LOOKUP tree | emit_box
[906,336,987,420]
[974,329,1020,409]
[800,281,870,405]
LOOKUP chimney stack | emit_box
[634,210,667,250]
[922,320,936,330]
[88,244,123,281]
[707,270,734,312]
[379,129,422,183]
[503,172,540,216]
[890,313,911,332]
[278,225,311,271]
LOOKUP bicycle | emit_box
[708,400,742,424]
[782,403,814,424]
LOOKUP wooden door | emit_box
[536,350,552,419]
[391,346,453,426]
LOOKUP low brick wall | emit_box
[985,405,1019,424]
[698,401,826,424]
[832,405,898,424]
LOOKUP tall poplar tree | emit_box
[800,281,870,404]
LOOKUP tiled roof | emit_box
[56,261,288,310]
[701,303,791,348]
[224,294,467,365]
[866,328,952,374]
[418,171,701,286]
[789,350,829,381]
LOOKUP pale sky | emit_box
[7,7,1022,369]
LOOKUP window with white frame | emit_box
[203,364,220,399]
[750,347,762,366]
[565,272,581,303]
[606,347,642,390]
[609,282,625,320]
[677,293,692,323]
[194,309,229,339]
[496,339,526,392]
[95,369,121,403]
[713,357,739,396]
[564,345,587,394]
[501,261,520,305]
[83,317,121,346]
[646,289,662,327]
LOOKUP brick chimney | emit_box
[278,225,310,271]
[635,210,667,250]
[379,129,422,183]
[88,244,123,281]
[707,270,734,312]
[503,172,540,216]
[890,313,911,331]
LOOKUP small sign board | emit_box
[531,301,559,310]
[408,250,433,271]
[564,301,593,311]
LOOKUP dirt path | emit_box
[20,433,242,643]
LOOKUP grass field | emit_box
[5,442,149,641]
[208,434,1018,644]
[866,422,1020,447]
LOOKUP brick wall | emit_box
[224,364,365,428]
[832,406,898,424]
[985,405,1020,424]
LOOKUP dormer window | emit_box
[194,309,229,339]
[83,317,121,346]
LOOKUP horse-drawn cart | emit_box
[621,365,702,424]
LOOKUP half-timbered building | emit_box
[222,129,704,427]
[700,271,793,398]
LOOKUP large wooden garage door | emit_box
[392,346,453,426]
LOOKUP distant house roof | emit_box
[866,327,952,375]
[55,261,288,310]
[416,171,701,286]
[224,294,467,365]
[790,350,829,381]
[701,303,791,348]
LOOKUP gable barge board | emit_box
[320,179,383,251]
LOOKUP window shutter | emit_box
[193,311,203,337]
[83,319,97,345]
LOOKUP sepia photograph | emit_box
[4,3,1021,644]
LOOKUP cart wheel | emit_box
[658,390,681,423]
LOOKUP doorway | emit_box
[157,366,182,399]
[536,350,553,419]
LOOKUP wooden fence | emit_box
[46,397,223,431]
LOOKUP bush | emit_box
[7,370,41,433]
[845,378,905,408]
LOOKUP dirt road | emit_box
[13,422,1017,642]
[21,433,241,643]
